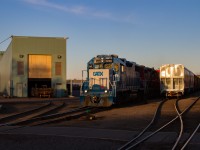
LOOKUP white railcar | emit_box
[160,64,195,98]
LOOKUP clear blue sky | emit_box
[0,0,200,79]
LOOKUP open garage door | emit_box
[28,55,52,97]
[28,55,52,78]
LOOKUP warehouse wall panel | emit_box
[0,42,12,96]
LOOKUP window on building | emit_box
[17,61,24,75]
[55,62,61,75]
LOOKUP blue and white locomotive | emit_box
[80,54,160,107]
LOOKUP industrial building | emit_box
[0,36,67,98]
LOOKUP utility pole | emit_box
[70,79,73,97]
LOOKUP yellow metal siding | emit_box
[28,55,52,78]
[55,62,62,75]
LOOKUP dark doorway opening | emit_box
[28,78,51,97]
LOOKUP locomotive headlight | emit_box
[84,90,88,93]
[104,90,108,93]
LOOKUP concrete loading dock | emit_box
[0,36,67,98]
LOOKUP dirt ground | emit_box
[54,100,159,130]
[0,93,200,150]
[48,94,200,132]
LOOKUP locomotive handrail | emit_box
[109,80,113,87]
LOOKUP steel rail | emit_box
[118,98,167,150]
[24,106,93,126]
[31,107,103,126]
[0,102,51,125]
[29,106,92,121]
[10,102,66,126]
[33,102,66,118]
[30,106,110,126]
[181,123,200,150]
[0,106,93,133]
[125,96,200,150]
[172,99,184,150]
[32,111,90,126]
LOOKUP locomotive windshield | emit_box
[94,63,112,69]
[93,63,119,72]
[94,64,103,69]
[104,63,112,69]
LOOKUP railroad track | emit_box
[28,106,111,126]
[118,98,168,150]
[0,102,52,124]
[118,96,200,150]
[0,104,110,132]
[0,102,66,126]
[22,106,95,126]
[172,97,200,149]
[0,103,86,133]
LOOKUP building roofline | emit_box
[11,35,69,40]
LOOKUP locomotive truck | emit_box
[80,54,160,107]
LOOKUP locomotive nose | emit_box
[92,96,100,103]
